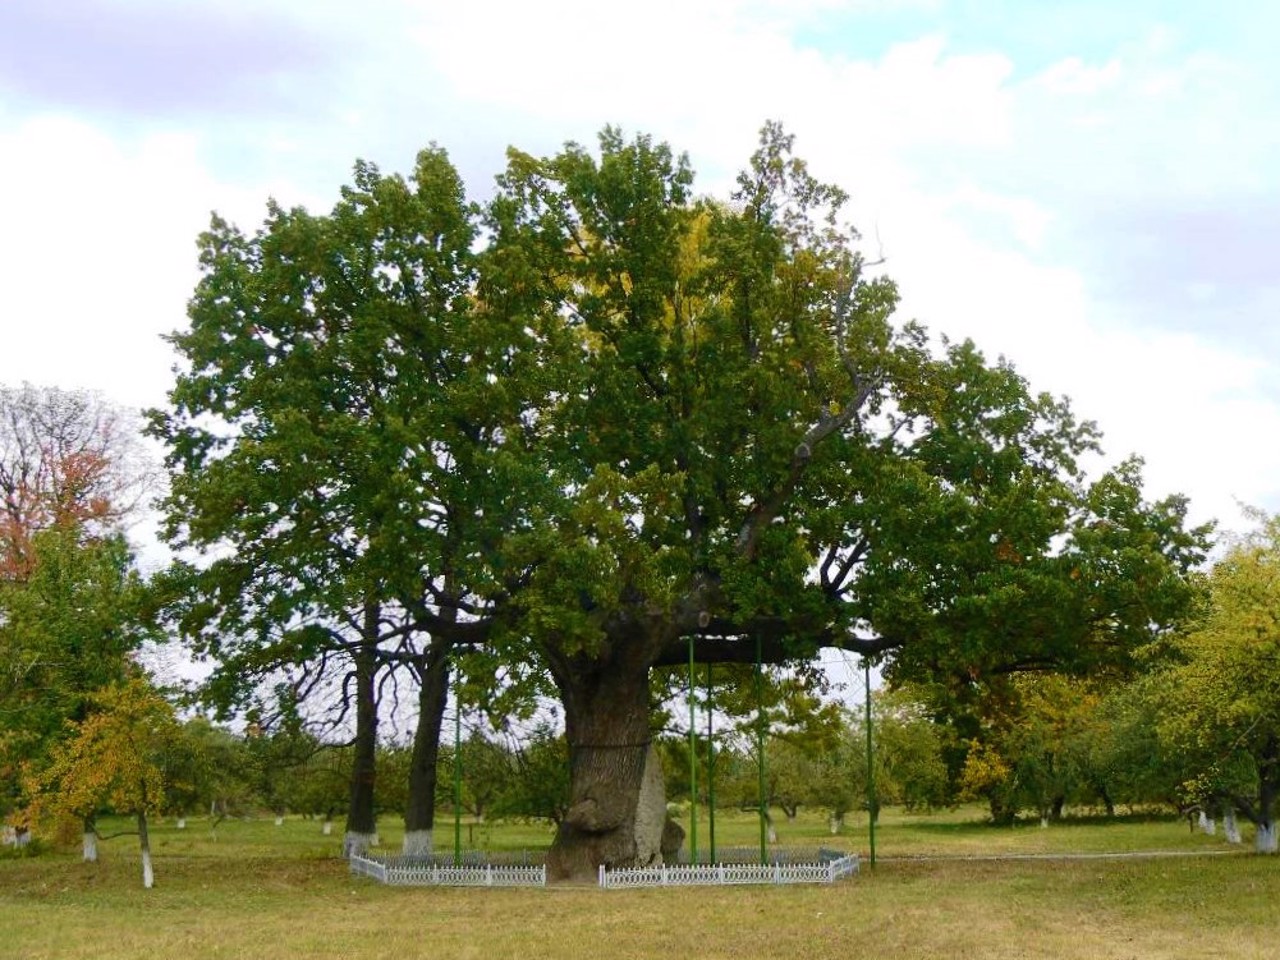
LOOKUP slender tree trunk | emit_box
[344,600,380,858]
[1224,805,1242,844]
[137,811,154,889]
[545,641,663,882]
[82,814,97,862]
[403,648,449,856]
[1098,785,1115,819]
[1256,735,1278,854]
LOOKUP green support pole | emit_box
[706,662,716,864]
[688,634,698,864]
[865,659,876,869]
[755,632,767,865]
[453,695,462,867]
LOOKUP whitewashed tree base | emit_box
[142,850,155,889]
[176,817,186,830]
[344,831,379,858]
[1225,809,1242,844]
[1256,823,1277,853]
[402,830,433,857]
[83,832,98,862]
[322,821,333,836]
[274,816,284,827]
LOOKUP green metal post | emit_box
[706,662,716,863]
[865,658,876,869]
[453,696,462,867]
[755,632,767,865]
[688,634,698,863]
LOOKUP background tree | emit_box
[150,145,542,858]
[160,716,248,827]
[23,676,179,888]
[491,722,571,826]
[955,675,1099,824]
[0,383,153,580]
[1152,511,1280,851]
[0,383,158,855]
[0,528,156,854]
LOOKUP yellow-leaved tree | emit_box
[24,676,178,888]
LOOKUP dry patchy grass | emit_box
[2,811,1273,960]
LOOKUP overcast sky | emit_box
[2,0,1277,548]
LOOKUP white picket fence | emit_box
[599,853,859,889]
[349,854,546,887]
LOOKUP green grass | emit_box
[2,808,1272,960]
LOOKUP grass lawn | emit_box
[2,808,1272,960]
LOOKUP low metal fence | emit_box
[349,854,546,887]
[672,845,849,865]
[599,853,858,889]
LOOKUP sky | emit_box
[2,0,1278,555]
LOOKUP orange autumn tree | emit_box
[24,677,178,888]
[0,383,158,850]
[0,383,152,581]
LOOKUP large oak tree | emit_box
[155,125,1207,880]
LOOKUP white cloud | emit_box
[1,1,1276,541]
[0,114,318,411]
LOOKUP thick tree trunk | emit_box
[343,601,380,858]
[403,650,449,857]
[545,646,663,882]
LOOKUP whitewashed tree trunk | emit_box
[1198,811,1212,834]
[274,815,284,827]
[828,814,843,835]
[1224,808,1242,844]
[767,824,778,844]
[343,831,379,858]
[138,811,155,889]
[1256,822,1277,853]
[1040,816,1049,829]
[402,829,433,857]
[322,820,333,836]
[82,831,98,862]
[176,817,186,830]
